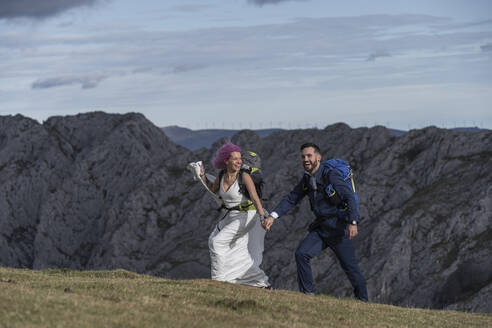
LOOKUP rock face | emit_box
[0,113,491,313]
[0,112,210,278]
[255,124,492,314]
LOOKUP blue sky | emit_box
[1,0,491,130]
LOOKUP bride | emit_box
[197,142,270,288]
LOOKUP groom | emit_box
[262,142,368,301]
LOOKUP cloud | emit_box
[481,43,492,52]
[132,67,153,74]
[247,0,306,6]
[2,12,491,129]
[2,13,489,109]
[366,51,391,62]
[171,5,213,13]
[32,75,107,90]
[0,0,102,20]
[172,64,206,74]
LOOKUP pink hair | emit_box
[213,141,241,170]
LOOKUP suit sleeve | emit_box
[272,178,307,218]
[328,169,359,223]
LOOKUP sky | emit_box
[1,0,491,130]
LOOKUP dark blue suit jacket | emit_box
[273,164,359,230]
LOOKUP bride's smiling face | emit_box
[226,151,242,172]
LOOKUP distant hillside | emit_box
[162,125,484,150]
[162,125,282,150]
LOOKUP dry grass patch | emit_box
[0,267,490,327]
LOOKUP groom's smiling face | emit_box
[301,147,321,173]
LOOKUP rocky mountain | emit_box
[0,112,491,313]
[161,125,485,151]
[163,125,491,150]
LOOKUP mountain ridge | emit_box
[0,112,491,313]
[162,125,485,150]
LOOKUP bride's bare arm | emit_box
[199,163,220,193]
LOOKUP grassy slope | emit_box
[0,267,490,328]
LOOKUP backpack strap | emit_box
[216,200,256,231]
[218,169,225,181]
[219,168,250,196]
[238,167,265,199]
[321,166,331,190]
[219,200,256,212]
[320,165,344,207]
[349,167,356,193]
[237,168,248,196]
[301,173,310,191]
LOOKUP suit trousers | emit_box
[295,230,368,301]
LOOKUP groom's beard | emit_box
[303,159,319,173]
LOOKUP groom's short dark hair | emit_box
[300,142,321,154]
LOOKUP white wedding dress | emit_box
[208,176,270,287]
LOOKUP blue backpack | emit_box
[319,159,359,213]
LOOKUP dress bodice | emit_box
[219,176,249,207]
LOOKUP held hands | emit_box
[261,216,275,231]
[261,216,357,236]
[259,215,357,236]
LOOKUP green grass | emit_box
[0,267,490,328]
